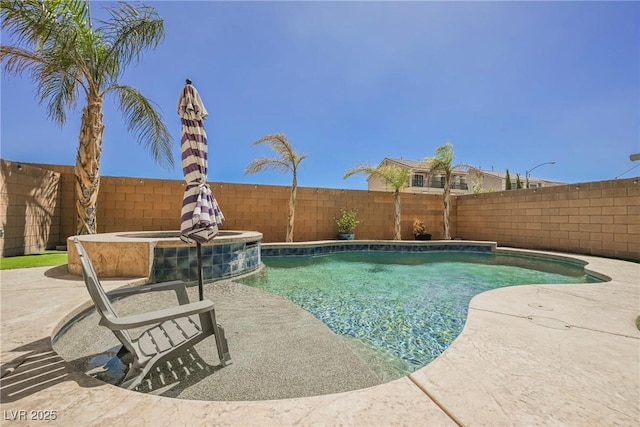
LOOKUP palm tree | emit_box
[1,0,172,235]
[245,133,307,242]
[344,164,409,240]
[469,167,485,194]
[424,142,459,240]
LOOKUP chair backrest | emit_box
[73,238,135,352]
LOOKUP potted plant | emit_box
[335,208,359,240]
[413,219,431,240]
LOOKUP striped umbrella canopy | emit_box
[177,81,224,244]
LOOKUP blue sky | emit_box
[1,0,639,189]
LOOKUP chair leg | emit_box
[200,311,232,365]
[119,363,146,390]
[116,344,130,358]
[214,323,232,365]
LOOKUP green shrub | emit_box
[335,208,359,233]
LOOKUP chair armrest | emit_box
[101,299,215,330]
[107,280,190,305]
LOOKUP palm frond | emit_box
[1,0,91,51]
[244,158,291,175]
[453,163,473,173]
[344,163,409,191]
[99,2,164,79]
[0,45,83,125]
[343,164,377,180]
[379,165,410,189]
[253,133,306,161]
[252,133,287,147]
[293,153,308,169]
[110,84,173,169]
[1,0,61,46]
[249,133,306,174]
[424,142,455,176]
[252,133,290,156]
[0,44,44,74]
[39,67,80,124]
[1,0,94,120]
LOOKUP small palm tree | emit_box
[424,142,459,240]
[245,133,307,242]
[469,167,485,194]
[344,164,409,240]
[1,0,172,235]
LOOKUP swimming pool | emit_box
[238,250,602,377]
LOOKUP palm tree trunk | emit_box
[443,172,451,240]
[286,173,297,242]
[75,97,104,235]
[393,190,401,240]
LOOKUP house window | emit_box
[459,177,468,190]
[451,175,468,190]
[412,174,425,187]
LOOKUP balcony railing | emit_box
[425,181,468,190]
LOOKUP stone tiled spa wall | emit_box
[4,161,638,261]
[456,178,639,261]
[153,241,261,283]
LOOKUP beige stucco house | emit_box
[368,158,562,194]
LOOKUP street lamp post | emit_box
[526,161,556,189]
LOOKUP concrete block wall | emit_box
[91,179,447,242]
[27,163,76,240]
[3,161,637,262]
[456,178,639,261]
[0,160,61,256]
[20,163,448,244]
[96,176,184,234]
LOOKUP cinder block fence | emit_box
[1,159,637,261]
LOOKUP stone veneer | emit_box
[67,231,262,279]
[152,241,261,283]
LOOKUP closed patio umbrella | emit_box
[177,79,224,300]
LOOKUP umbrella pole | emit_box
[195,239,231,365]
[197,242,204,301]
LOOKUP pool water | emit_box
[238,251,600,376]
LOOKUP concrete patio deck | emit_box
[1,248,638,426]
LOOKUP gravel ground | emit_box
[53,280,390,401]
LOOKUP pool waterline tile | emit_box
[152,240,495,284]
[260,241,496,258]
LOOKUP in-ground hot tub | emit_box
[67,230,262,283]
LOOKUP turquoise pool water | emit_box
[239,251,600,376]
